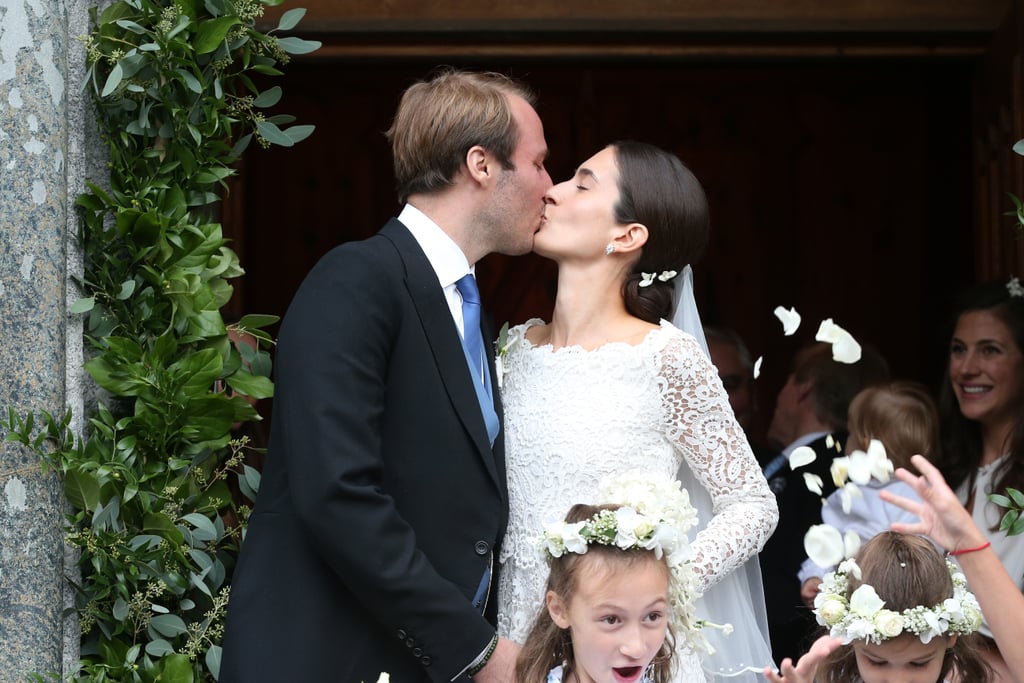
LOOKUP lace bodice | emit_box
[496,319,778,680]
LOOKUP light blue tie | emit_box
[456,274,499,446]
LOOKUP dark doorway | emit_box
[225,58,974,443]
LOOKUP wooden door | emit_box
[974,0,1024,279]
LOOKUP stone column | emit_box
[1,0,97,678]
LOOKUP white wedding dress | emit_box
[497,320,778,682]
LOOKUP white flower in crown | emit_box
[815,319,862,364]
[1007,276,1024,298]
[773,305,801,336]
[639,270,679,287]
[812,559,982,645]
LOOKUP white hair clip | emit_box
[639,270,679,287]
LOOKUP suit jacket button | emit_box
[421,655,431,666]
[396,629,407,641]
[413,647,423,657]
[406,638,416,648]
[474,540,489,555]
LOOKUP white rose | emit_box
[874,609,904,638]
[817,597,847,625]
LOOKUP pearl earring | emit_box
[605,243,615,255]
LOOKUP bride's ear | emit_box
[608,222,648,255]
[546,591,571,629]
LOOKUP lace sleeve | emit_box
[656,329,779,592]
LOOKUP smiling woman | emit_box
[934,277,1024,680]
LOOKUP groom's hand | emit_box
[472,637,519,683]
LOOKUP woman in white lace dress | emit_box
[496,141,779,682]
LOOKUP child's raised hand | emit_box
[762,635,842,683]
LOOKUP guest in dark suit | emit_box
[757,341,889,665]
[220,69,551,683]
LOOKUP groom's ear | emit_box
[546,591,571,629]
[609,222,648,254]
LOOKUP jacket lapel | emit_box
[380,220,502,491]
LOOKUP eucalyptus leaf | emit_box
[284,124,315,144]
[193,16,240,54]
[70,297,95,314]
[1014,139,1024,156]
[255,120,294,147]
[276,36,321,55]
[100,62,123,97]
[276,7,306,30]
[252,86,283,108]
[144,639,175,657]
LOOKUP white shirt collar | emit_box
[783,431,831,458]
[398,203,472,287]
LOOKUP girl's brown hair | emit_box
[515,503,676,683]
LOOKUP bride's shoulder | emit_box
[510,318,548,346]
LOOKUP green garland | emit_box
[4,0,318,680]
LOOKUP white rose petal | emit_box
[805,524,845,568]
[804,472,824,495]
[825,434,835,449]
[753,356,763,379]
[847,450,873,486]
[843,530,861,559]
[789,445,817,470]
[840,488,853,514]
[376,674,391,683]
[774,306,801,335]
[816,319,862,364]
[831,456,851,488]
[866,439,894,482]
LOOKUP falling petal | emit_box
[774,306,801,336]
[789,445,817,470]
[840,488,853,514]
[816,319,862,364]
[805,524,845,568]
[804,472,824,495]
[826,434,835,449]
[753,356,763,379]
[831,456,850,488]
[866,439,894,482]
[844,530,861,559]
[847,450,872,486]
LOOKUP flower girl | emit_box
[766,531,990,683]
[515,474,708,683]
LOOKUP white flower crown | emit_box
[538,473,723,653]
[813,557,983,645]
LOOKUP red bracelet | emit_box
[948,541,992,556]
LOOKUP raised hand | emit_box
[763,634,842,683]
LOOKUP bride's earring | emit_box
[605,243,615,255]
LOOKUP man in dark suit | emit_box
[220,70,551,683]
[758,342,889,666]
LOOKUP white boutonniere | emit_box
[494,321,510,389]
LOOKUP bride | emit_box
[496,141,778,681]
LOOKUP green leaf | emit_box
[114,19,148,34]
[284,124,315,144]
[64,470,102,511]
[149,614,188,638]
[193,16,240,54]
[1007,487,1024,508]
[224,370,274,399]
[180,512,217,541]
[1014,139,1024,156]
[205,645,222,679]
[176,68,202,94]
[236,313,279,329]
[276,7,306,31]
[276,36,321,55]
[255,120,294,147]
[70,297,95,314]
[113,597,130,621]
[144,639,175,657]
[160,653,195,683]
[101,62,124,97]
[116,280,136,300]
[252,86,282,108]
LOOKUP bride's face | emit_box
[534,146,622,262]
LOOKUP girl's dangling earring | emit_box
[605,243,615,255]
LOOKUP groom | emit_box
[220,69,551,682]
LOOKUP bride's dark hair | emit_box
[611,141,710,324]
